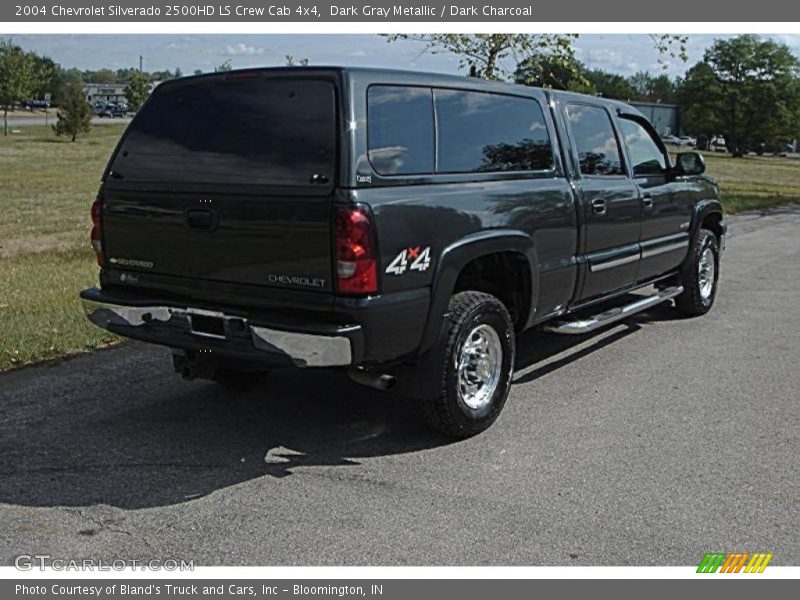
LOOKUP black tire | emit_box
[675,228,720,316]
[420,291,515,438]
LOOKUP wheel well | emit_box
[701,212,724,243]
[453,251,531,330]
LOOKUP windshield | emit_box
[110,77,336,188]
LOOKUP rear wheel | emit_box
[420,291,515,438]
[675,228,720,316]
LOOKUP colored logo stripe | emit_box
[697,552,726,573]
[697,552,773,573]
[745,553,773,573]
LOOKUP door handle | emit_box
[641,193,654,208]
[591,198,607,215]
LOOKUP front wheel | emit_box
[675,228,720,316]
[420,291,515,438]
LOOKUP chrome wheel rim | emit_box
[457,324,503,410]
[698,247,715,300]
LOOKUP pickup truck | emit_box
[80,67,725,437]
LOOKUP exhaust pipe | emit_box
[347,368,397,391]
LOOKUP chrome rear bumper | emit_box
[81,297,356,367]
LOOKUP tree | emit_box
[89,68,118,83]
[648,34,689,70]
[193,69,203,76]
[0,39,51,136]
[151,69,174,81]
[648,74,678,104]
[124,71,150,111]
[514,55,595,93]
[285,55,309,67]
[627,71,677,103]
[52,80,92,142]
[116,67,139,81]
[30,55,57,99]
[677,62,723,146]
[174,67,183,78]
[215,60,232,72]
[679,35,800,156]
[584,69,638,100]
[384,34,578,80]
[384,34,688,81]
[48,67,83,107]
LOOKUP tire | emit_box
[420,291,515,438]
[675,228,720,316]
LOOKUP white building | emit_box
[83,83,128,105]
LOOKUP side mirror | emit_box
[675,151,706,176]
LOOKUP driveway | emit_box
[1,207,798,566]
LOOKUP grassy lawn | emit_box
[690,151,800,214]
[1,126,799,371]
[1,125,125,371]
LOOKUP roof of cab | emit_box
[169,65,640,115]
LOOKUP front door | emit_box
[563,102,641,301]
[616,115,692,281]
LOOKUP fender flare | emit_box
[683,199,725,267]
[416,229,538,357]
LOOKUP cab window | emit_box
[565,104,624,176]
[619,118,668,177]
[367,85,435,176]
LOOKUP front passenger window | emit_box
[620,118,667,177]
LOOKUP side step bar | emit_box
[543,286,684,335]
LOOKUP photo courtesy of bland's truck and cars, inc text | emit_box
[0,10,799,592]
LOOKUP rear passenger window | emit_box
[566,104,624,176]
[367,86,434,175]
[435,90,553,173]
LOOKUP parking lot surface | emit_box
[1,207,798,565]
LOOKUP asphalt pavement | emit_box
[1,206,798,566]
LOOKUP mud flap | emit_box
[383,316,450,400]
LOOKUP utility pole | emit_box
[139,55,143,72]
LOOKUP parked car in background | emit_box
[99,103,128,118]
[22,99,50,111]
[678,136,696,147]
[661,135,682,146]
[711,136,727,153]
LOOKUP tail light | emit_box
[335,204,378,295]
[90,195,103,266]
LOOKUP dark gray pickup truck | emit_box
[81,67,725,437]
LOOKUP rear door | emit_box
[563,102,641,300]
[102,74,338,293]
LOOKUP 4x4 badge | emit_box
[386,246,431,275]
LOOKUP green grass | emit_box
[1,125,125,370]
[691,152,800,214]
[1,126,799,371]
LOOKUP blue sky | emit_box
[7,34,800,77]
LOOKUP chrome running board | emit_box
[543,286,684,335]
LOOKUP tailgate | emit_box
[102,74,337,293]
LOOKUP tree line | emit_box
[387,34,800,157]
[511,35,800,156]
[3,34,798,154]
